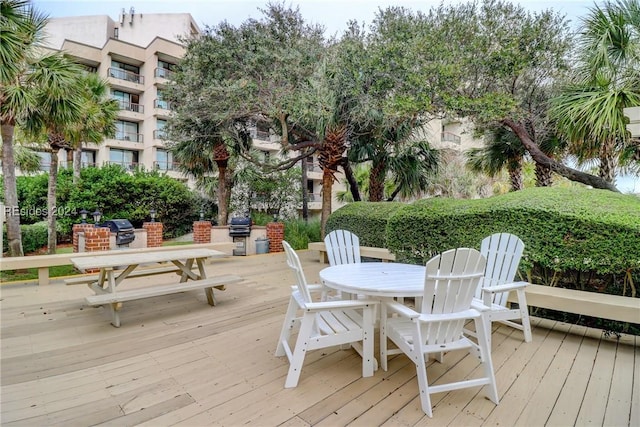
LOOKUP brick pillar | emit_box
[266,221,284,253]
[193,221,211,244]
[83,226,111,273]
[143,222,163,247]
[72,223,95,253]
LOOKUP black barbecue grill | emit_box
[229,217,251,255]
[103,219,136,247]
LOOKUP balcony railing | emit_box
[108,161,139,171]
[155,67,174,79]
[115,131,143,143]
[108,67,144,84]
[154,99,172,110]
[307,192,322,202]
[306,162,321,172]
[116,100,143,113]
[441,131,461,144]
[153,129,167,139]
[154,161,179,171]
[251,129,270,140]
[80,162,97,168]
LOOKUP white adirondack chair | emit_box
[380,248,499,417]
[323,230,361,301]
[471,233,532,344]
[275,241,378,388]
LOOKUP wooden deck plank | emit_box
[513,323,587,425]
[603,340,636,427]
[575,337,618,426]
[1,250,637,426]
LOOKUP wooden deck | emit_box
[1,250,638,426]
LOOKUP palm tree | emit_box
[466,127,526,192]
[1,0,59,256]
[550,0,640,184]
[68,73,118,184]
[21,53,85,254]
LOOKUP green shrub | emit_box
[284,218,321,250]
[9,165,201,241]
[325,202,405,247]
[20,221,48,254]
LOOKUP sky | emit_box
[32,0,594,35]
[29,0,638,193]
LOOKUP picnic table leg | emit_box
[109,303,121,327]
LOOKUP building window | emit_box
[81,150,96,168]
[154,89,171,109]
[155,149,175,171]
[114,27,119,39]
[36,151,52,172]
[109,149,138,170]
[154,119,167,139]
[111,90,142,113]
[115,120,140,142]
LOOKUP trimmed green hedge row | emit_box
[326,187,640,295]
[387,187,640,276]
[325,201,405,248]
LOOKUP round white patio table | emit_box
[319,262,426,298]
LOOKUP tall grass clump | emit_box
[284,218,321,250]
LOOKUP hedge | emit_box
[386,187,639,276]
[325,201,405,248]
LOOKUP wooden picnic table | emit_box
[71,248,242,327]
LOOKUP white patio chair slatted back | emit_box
[474,233,533,343]
[283,239,313,303]
[420,248,487,339]
[325,230,361,266]
[479,232,524,306]
[380,247,498,417]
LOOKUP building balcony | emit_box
[114,132,143,143]
[154,99,172,110]
[153,129,167,140]
[107,161,139,171]
[154,160,180,171]
[116,100,144,114]
[108,67,144,85]
[441,131,461,144]
[155,67,175,80]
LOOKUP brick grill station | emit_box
[193,220,211,244]
[266,221,284,253]
[72,223,95,253]
[143,222,163,247]
[82,226,111,273]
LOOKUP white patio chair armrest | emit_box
[482,281,529,294]
[417,309,481,323]
[305,299,379,311]
[384,300,420,319]
[471,299,491,311]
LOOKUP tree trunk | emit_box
[599,138,616,184]
[73,146,82,184]
[503,119,620,192]
[1,123,24,257]
[341,157,361,202]
[368,160,386,202]
[508,159,523,191]
[535,162,553,187]
[217,164,229,226]
[47,148,59,254]
[320,169,333,238]
[301,157,309,221]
